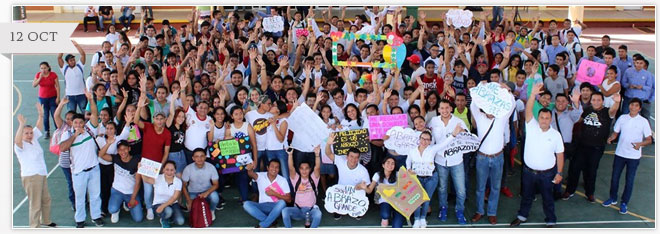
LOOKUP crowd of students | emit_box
[16,5,654,228]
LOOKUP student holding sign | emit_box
[244,159,291,228]
[225,106,259,204]
[99,140,144,223]
[365,156,404,228]
[325,133,371,220]
[406,127,462,228]
[142,161,185,228]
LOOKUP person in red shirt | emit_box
[134,91,171,220]
[33,62,60,139]
[413,60,444,97]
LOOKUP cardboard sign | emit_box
[333,129,370,155]
[330,31,406,69]
[368,114,408,140]
[266,181,285,202]
[445,9,474,28]
[288,103,332,152]
[384,127,420,155]
[441,132,480,157]
[469,82,514,118]
[138,158,162,178]
[324,184,369,217]
[262,16,284,32]
[376,167,430,220]
[576,59,607,86]
[208,137,253,174]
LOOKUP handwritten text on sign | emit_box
[208,137,253,174]
[576,59,607,86]
[442,132,480,157]
[445,9,474,28]
[288,103,331,152]
[333,129,370,155]
[138,158,162,178]
[368,114,408,140]
[324,184,369,217]
[376,167,430,219]
[384,127,420,155]
[262,16,284,32]
[469,82,513,118]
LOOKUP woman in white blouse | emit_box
[142,161,184,228]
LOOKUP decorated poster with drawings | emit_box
[324,184,369,217]
[441,132,480,157]
[376,167,430,220]
[410,161,435,177]
[469,82,514,118]
[262,16,284,32]
[138,158,162,178]
[288,103,332,152]
[576,59,608,86]
[368,114,408,140]
[445,9,473,28]
[333,129,370,155]
[208,136,253,174]
[384,127,420,155]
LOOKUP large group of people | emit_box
[16,5,655,228]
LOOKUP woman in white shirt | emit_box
[266,100,291,187]
[406,126,462,228]
[105,24,120,47]
[599,65,621,108]
[317,104,340,192]
[224,106,258,204]
[365,156,404,228]
[143,161,184,228]
[96,122,129,217]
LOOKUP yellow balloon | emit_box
[383,45,392,63]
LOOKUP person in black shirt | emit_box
[98,6,115,31]
[166,90,188,177]
[562,92,621,202]
[594,35,612,59]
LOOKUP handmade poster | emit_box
[138,158,162,178]
[469,82,514,118]
[410,161,435,177]
[330,31,406,68]
[324,184,369,217]
[445,9,474,28]
[266,181,285,202]
[333,129,370,155]
[262,16,284,32]
[576,59,608,86]
[384,127,421,155]
[208,136,253,174]
[368,114,408,140]
[441,132,480,157]
[288,103,332,152]
[252,118,270,135]
[376,167,430,220]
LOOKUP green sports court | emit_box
[11,53,656,228]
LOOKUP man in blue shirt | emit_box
[621,58,654,118]
[614,45,634,77]
[602,49,622,82]
[493,31,525,57]
[577,46,605,68]
[545,35,566,66]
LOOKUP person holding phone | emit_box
[510,84,565,228]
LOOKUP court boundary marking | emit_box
[12,163,60,214]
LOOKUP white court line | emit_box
[13,80,64,83]
[13,163,61,214]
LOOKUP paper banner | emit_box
[368,114,408,140]
[331,31,406,68]
[384,127,420,155]
[376,167,430,220]
[576,60,608,86]
[262,16,284,32]
[333,129,370,155]
[208,136,253,174]
[445,9,474,28]
[440,132,480,157]
[324,184,369,217]
[138,158,162,178]
[469,82,514,118]
[266,181,285,202]
[288,103,332,152]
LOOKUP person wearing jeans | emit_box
[436,162,467,223]
[281,145,322,228]
[67,94,88,114]
[54,100,76,210]
[282,206,322,228]
[108,188,143,222]
[182,149,220,220]
[98,6,115,31]
[57,41,86,114]
[144,161,184,228]
[244,159,291,228]
[119,6,136,30]
[33,61,59,138]
[602,98,653,214]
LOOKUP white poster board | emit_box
[288,103,331,152]
[441,132,480,157]
[324,184,369,217]
[263,16,284,32]
[445,9,474,28]
[384,126,420,155]
[138,158,162,178]
[469,82,514,118]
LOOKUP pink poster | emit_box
[368,114,408,140]
[266,181,285,202]
[576,60,607,86]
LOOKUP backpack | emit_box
[189,197,213,228]
[291,175,317,207]
[48,127,67,155]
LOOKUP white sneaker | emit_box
[146,209,154,220]
[111,212,119,223]
[380,219,388,227]
[420,219,427,228]
[412,219,421,228]
[123,202,129,212]
[212,212,216,221]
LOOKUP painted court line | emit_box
[13,84,22,116]
[13,163,60,214]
